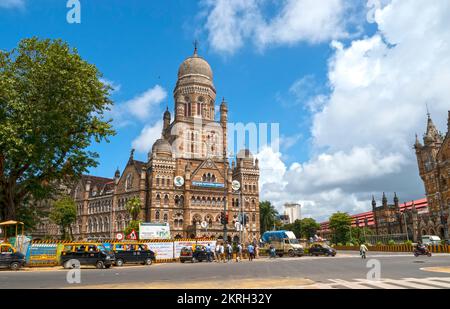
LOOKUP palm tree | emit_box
[126,197,141,221]
[259,201,279,233]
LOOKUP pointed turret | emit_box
[423,113,442,145]
[114,167,120,185]
[372,195,376,210]
[394,192,399,209]
[414,133,422,149]
[382,192,387,208]
[163,106,171,132]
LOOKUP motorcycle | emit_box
[414,246,432,257]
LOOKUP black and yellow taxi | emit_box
[179,244,209,263]
[308,242,336,257]
[60,243,115,269]
[0,243,26,270]
[112,243,156,266]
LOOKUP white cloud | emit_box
[0,0,25,9]
[202,0,357,54]
[131,120,163,153]
[258,0,450,221]
[108,85,167,127]
[124,85,167,121]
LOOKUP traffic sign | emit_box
[116,232,124,241]
[232,180,241,191]
[235,221,242,231]
[127,229,137,240]
[174,176,185,187]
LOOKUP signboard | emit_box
[235,221,242,231]
[192,181,225,188]
[139,222,171,240]
[146,242,174,260]
[232,180,241,191]
[127,229,137,240]
[116,233,124,241]
[174,176,184,187]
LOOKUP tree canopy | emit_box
[49,195,77,240]
[283,218,320,239]
[329,212,352,244]
[259,201,279,233]
[0,37,115,221]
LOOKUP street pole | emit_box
[403,212,409,242]
[239,190,243,243]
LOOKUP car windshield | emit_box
[289,239,299,244]
[322,244,331,249]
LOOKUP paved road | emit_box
[1,251,449,288]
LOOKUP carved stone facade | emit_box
[68,48,260,242]
[414,111,450,239]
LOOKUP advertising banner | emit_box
[139,222,171,240]
[146,242,174,260]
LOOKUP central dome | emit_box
[177,52,213,81]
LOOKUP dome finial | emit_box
[193,39,198,56]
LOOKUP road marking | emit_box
[315,277,450,289]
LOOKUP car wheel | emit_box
[288,250,296,257]
[145,258,153,266]
[427,252,432,257]
[96,261,104,269]
[10,262,20,271]
[192,257,197,263]
[277,253,283,258]
[115,259,124,267]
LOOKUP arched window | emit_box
[156,177,160,186]
[156,194,161,205]
[163,213,168,222]
[164,194,169,206]
[155,210,160,221]
[252,213,256,222]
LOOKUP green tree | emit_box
[49,196,77,240]
[124,197,142,237]
[329,212,352,244]
[282,218,320,239]
[0,37,115,221]
[259,201,279,233]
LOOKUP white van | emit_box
[421,235,441,245]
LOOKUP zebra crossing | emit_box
[312,276,450,289]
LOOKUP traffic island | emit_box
[65,277,316,289]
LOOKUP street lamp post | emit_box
[436,192,448,240]
[402,212,409,242]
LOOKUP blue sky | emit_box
[2,1,449,221]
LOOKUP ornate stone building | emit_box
[414,111,450,240]
[67,48,260,242]
[319,112,450,242]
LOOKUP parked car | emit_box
[308,243,336,257]
[60,243,115,269]
[179,245,209,263]
[421,235,441,246]
[0,243,26,270]
[112,243,155,266]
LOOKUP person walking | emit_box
[206,243,212,262]
[247,243,255,261]
[219,243,226,263]
[360,243,369,259]
[227,243,233,262]
[236,243,243,262]
[215,243,221,262]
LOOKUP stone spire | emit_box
[414,133,422,149]
[372,195,376,210]
[382,192,387,208]
[424,112,442,145]
[394,192,399,208]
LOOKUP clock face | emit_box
[232,180,241,191]
[174,176,185,187]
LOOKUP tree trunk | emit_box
[5,184,17,220]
